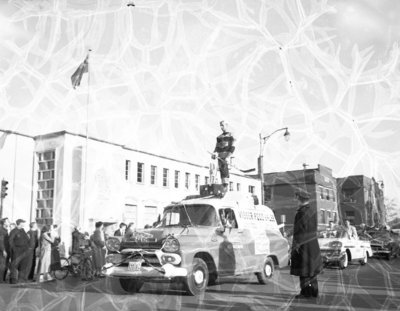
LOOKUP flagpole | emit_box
[82,49,91,231]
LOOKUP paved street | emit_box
[1,257,399,311]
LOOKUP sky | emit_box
[1,0,399,209]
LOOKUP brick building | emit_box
[336,175,385,226]
[263,164,338,228]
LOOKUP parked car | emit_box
[102,190,289,296]
[369,229,400,260]
[318,228,372,269]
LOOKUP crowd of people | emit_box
[0,217,128,284]
[0,217,61,284]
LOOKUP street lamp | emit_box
[258,127,290,204]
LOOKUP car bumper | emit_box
[103,263,188,279]
[321,251,345,263]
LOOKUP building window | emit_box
[249,185,255,194]
[229,182,233,191]
[320,209,326,224]
[327,211,331,222]
[264,186,272,201]
[163,168,169,187]
[185,173,190,189]
[205,176,209,185]
[319,186,324,199]
[345,211,355,221]
[195,175,200,191]
[332,211,337,222]
[125,160,131,181]
[137,162,144,183]
[237,183,241,191]
[36,150,56,226]
[325,188,330,200]
[174,170,180,188]
[150,165,157,185]
[332,191,336,202]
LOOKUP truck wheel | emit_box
[119,279,144,293]
[339,253,348,269]
[183,258,209,296]
[208,272,218,286]
[360,252,367,265]
[256,257,274,284]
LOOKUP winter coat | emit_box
[90,229,105,269]
[290,202,322,277]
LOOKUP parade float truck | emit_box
[318,228,373,269]
[103,185,289,296]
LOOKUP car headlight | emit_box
[105,237,121,252]
[329,241,342,248]
[162,237,180,253]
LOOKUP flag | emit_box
[71,53,89,89]
[0,132,8,150]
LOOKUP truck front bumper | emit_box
[103,263,188,279]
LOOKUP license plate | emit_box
[128,260,142,272]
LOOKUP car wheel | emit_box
[119,279,144,293]
[183,258,209,296]
[339,252,348,269]
[256,257,274,285]
[360,252,367,265]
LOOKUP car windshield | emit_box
[161,204,218,227]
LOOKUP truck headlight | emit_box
[105,237,121,252]
[162,237,180,253]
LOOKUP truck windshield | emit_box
[161,204,218,227]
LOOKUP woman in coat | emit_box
[37,225,54,282]
[90,221,105,277]
[290,189,322,298]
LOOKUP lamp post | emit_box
[258,127,290,204]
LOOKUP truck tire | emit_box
[119,279,144,293]
[183,258,209,296]
[256,257,274,284]
[339,252,348,269]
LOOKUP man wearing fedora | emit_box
[290,189,322,299]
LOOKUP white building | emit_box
[1,129,261,253]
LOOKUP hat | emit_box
[16,219,26,225]
[295,189,311,200]
[95,221,103,228]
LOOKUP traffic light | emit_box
[1,180,8,199]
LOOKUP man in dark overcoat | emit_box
[290,189,322,298]
[8,219,30,283]
[90,221,106,277]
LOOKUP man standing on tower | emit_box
[211,121,235,191]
